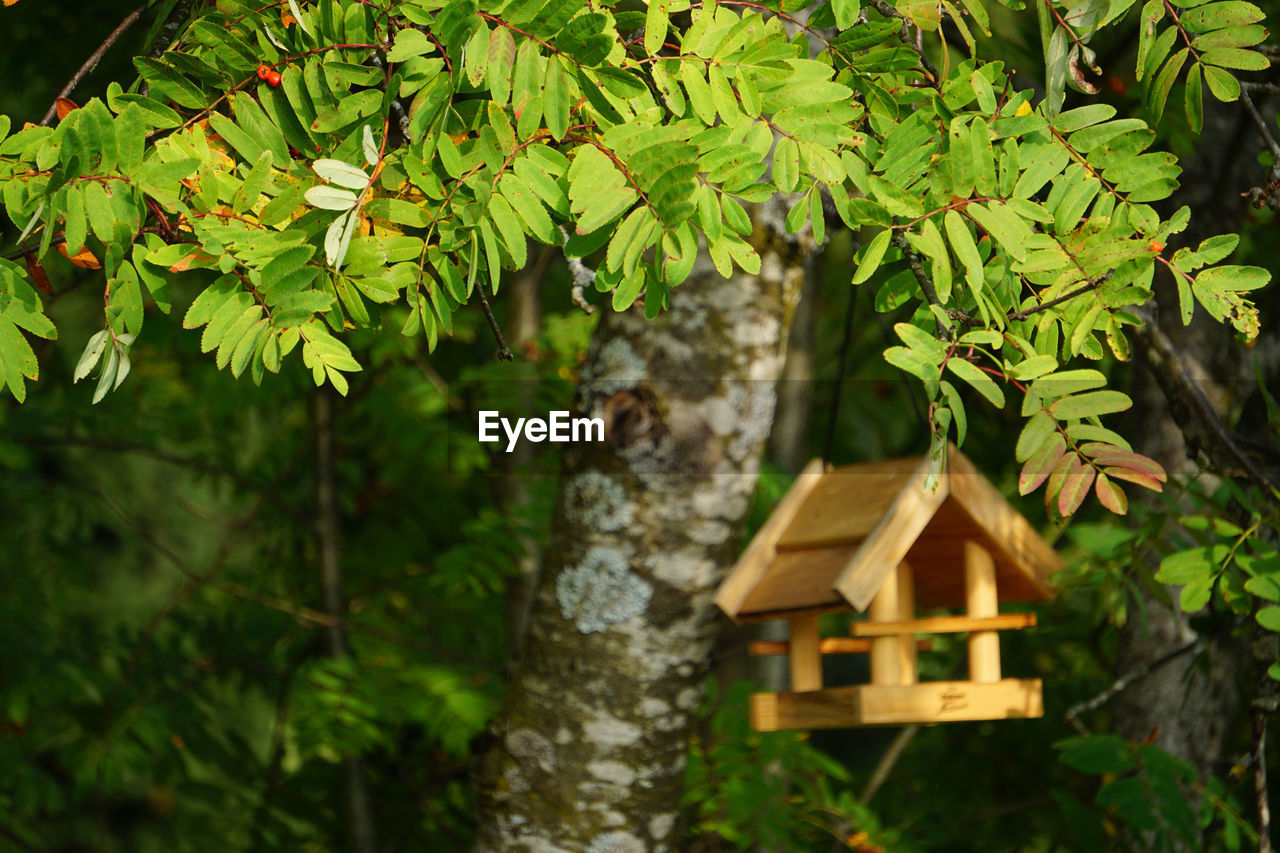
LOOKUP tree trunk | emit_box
[313,392,379,853]
[475,199,813,850]
[1114,95,1257,802]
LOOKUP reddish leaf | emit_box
[1103,465,1164,493]
[57,242,102,270]
[1079,443,1167,481]
[1043,449,1077,510]
[24,254,53,294]
[54,98,79,121]
[1058,458,1097,517]
[169,249,216,272]
[1019,433,1066,495]
[1094,472,1128,515]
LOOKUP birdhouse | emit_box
[715,448,1063,731]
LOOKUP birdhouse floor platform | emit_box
[749,678,1043,730]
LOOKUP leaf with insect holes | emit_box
[73,329,110,383]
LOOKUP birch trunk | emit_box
[475,199,813,851]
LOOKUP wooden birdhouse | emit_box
[715,448,1064,731]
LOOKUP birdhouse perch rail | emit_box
[848,612,1036,637]
[748,638,936,656]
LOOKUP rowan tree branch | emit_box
[859,725,919,803]
[1238,86,1280,184]
[1008,270,1113,322]
[40,4,149,126]
[1064,638,1203,735]
[1129,307,1280,497]
[313,391,379,853]
[891,231,951,340]
[477,286,514,360]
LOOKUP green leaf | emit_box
[944,210,984,294]
[1056,735,1136,774]
[544,56,570,141]
[1050,390,1132,419]
[73,329,110,383]
[306,186,359,210]
[947,357,1005,407]
[1202,64,1240,100]
[1180,0,1265,31]
[773,138,799,192]
[313,159,369,189]
[1184,62,1203,132]
[884,345,942,381]
[1016,411,1057,461]
[1201,48,1269,71]
[1257,606,1280,632]
[388,28,433,62]
[852,229,891,285]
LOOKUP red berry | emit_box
[257,64,272,80]
[265,70,282,88]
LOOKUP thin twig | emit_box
[1255,708,1272,853]
[1008,270,1113,322]
[1243,81,1280,96]
[1064,638,1202,734]
[1130,306,1280,497]
[1239,86,1280,183]
[890,231,951,340]
[477,286,514,361]
[40,5,149,126]
[859,725,919,803]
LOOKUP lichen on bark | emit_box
[474,197,813,851]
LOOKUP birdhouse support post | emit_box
[868,565,900,687]
[964,540,1001,683]
[869,561,916,687]
[788,615,822,692]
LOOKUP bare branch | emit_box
[1065,639,1203,735]
[1238,86,1280,184]
[477,286,515,361]
[1129,307,1280,497]
[40,4,149,126]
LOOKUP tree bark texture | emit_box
[1113,98,1257,786]
[475,199,813,851]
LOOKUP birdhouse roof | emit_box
[715,448,1064,622]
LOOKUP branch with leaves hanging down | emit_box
[0,0,1273,518]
